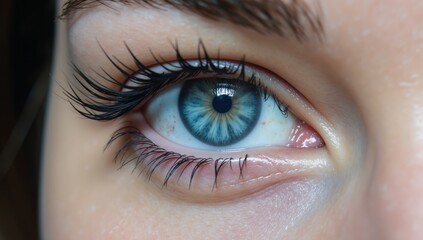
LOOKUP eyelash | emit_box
[107,126,248,189]
[65,40,288,120]
[65,40,289,189]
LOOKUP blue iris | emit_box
[178,78,261,146]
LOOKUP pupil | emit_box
[212,95,232,113]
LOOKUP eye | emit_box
[143,61,323,151]
[120,60,327,202]
[66,42,329,203]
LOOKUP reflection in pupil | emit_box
[213,95,232,113]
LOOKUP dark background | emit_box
[0,0,55,239]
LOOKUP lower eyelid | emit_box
[117,113,331,202]
[139,143,328,203]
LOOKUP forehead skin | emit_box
[42,0,423,239]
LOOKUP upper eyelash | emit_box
[64,39,288,121]
[107,126,248,189]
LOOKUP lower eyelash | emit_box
[107,125,248,190]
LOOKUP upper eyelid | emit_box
[65,40,250,120]
[65,40,293,122]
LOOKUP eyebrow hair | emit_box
[60,0,324,41]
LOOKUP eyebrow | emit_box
[60,0,324,41]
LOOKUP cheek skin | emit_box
[313,0,423,238]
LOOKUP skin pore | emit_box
[42,0,423,239]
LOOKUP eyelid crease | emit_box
[64,40,288,121]
[60,0,325,41]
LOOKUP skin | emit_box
[42,0,423,239]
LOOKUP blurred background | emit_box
[0,0,55,239]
